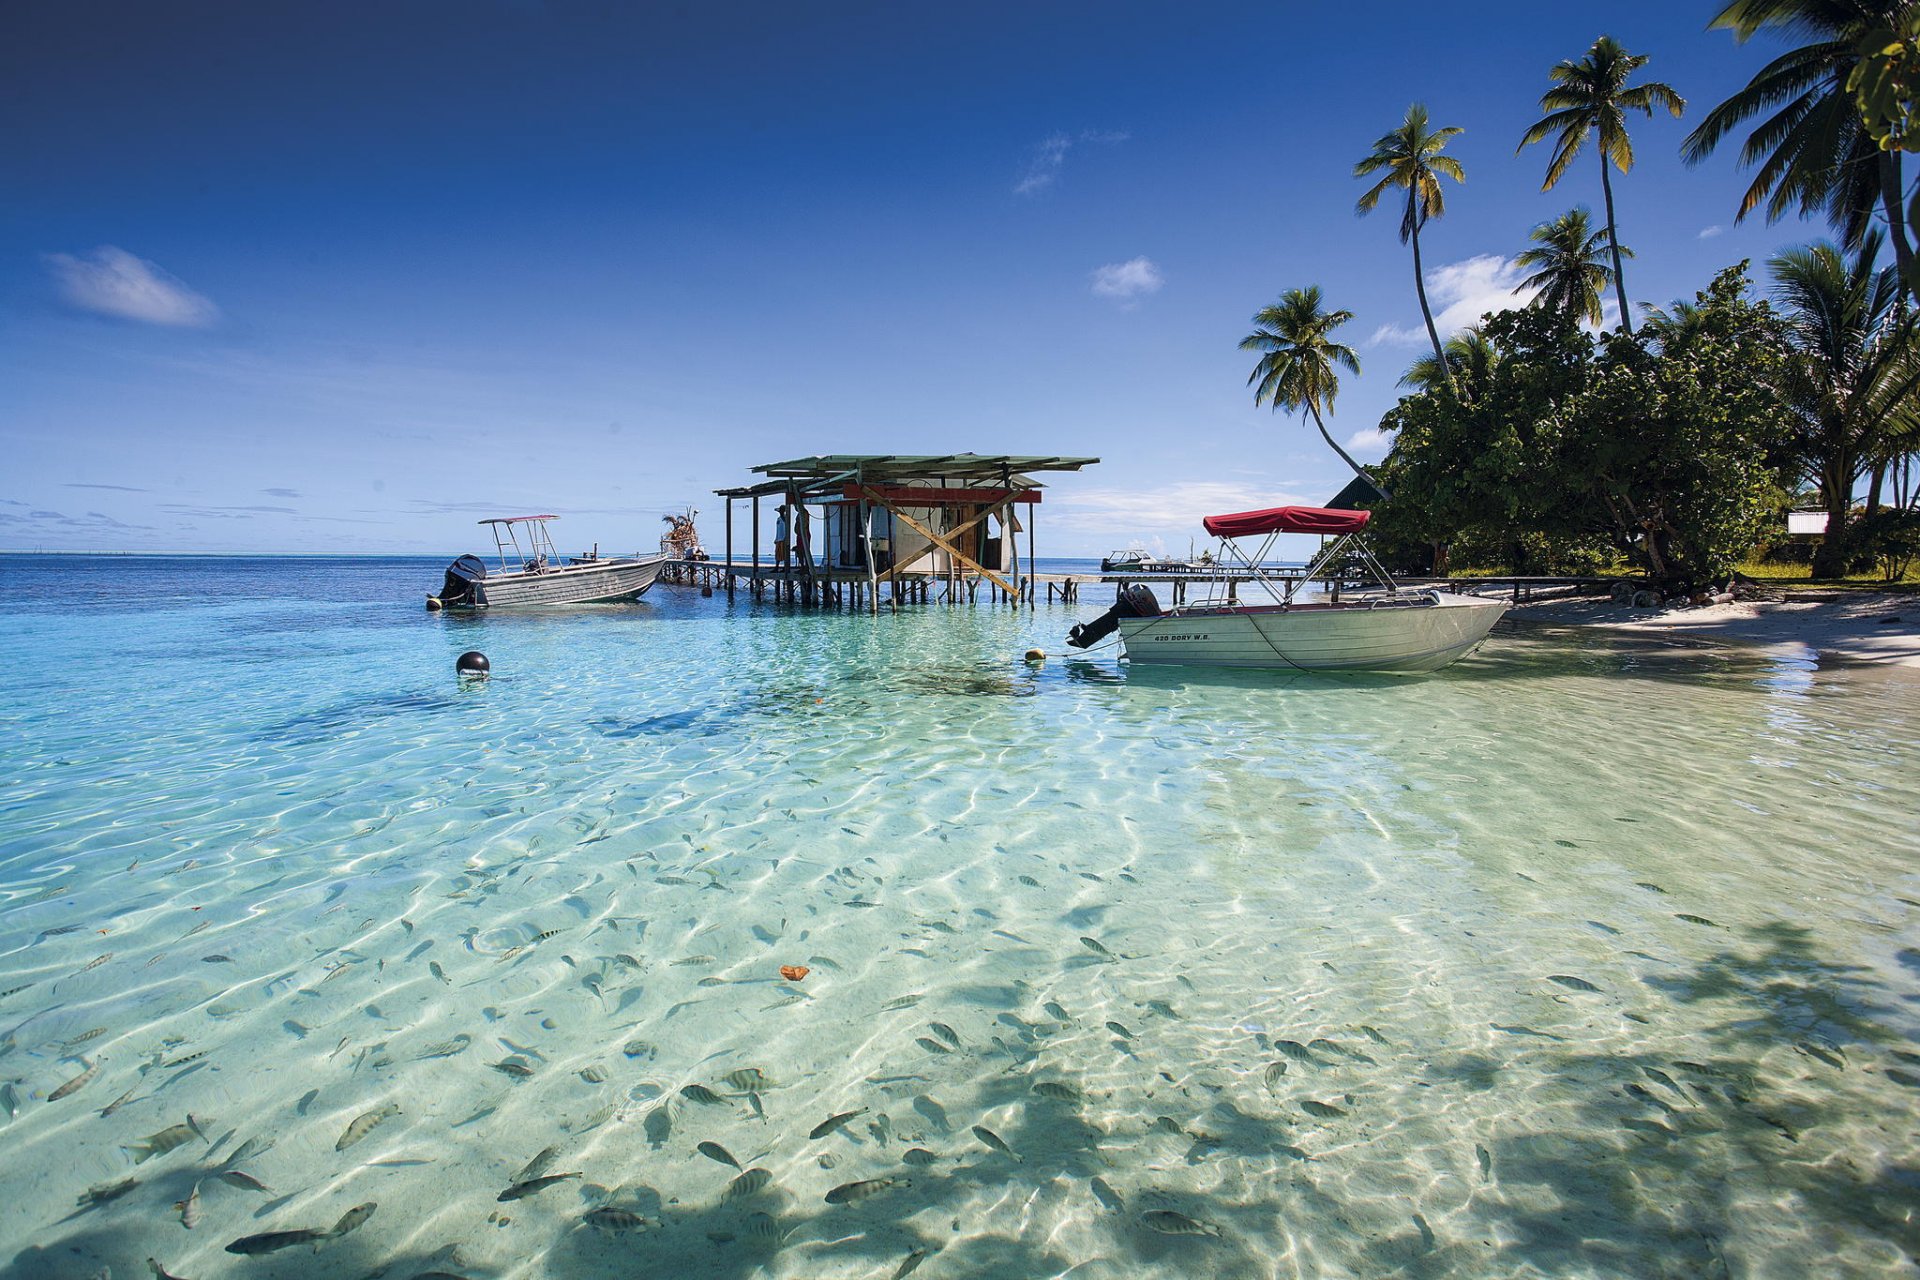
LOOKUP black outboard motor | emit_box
[439,554,488,607]
[1067,582,1162,649]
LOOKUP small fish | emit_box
[1797,1042,1845,1069]
[914,1037,951,1055]
[1275,1040,1319,1064]
[671,955,716,967]
[417,1034,471,1060]
[1033,1081,1081,1101]
[516,1145,559,1181]
[335,1103,399,1151]
[579,1065,608,1083]
[1141,1209,1220,1237]
[77,1177,138,1208]
[972,1124,1019,1160]
[498,1172,582,1200]
[1636,882,1667,894]
[1090,1176,1125,1211]
[64,1027,107,1048]
[127,1122,198,1163]
[825,1176,903,1204]
[902,1146,941,1166]
[490,1058,536,1079]
[202,955,232,964]
[1300,1100,1347,1119]
[1106,1021,1135,1041]
[1476,1143,1492,1178]
[228,1134,273,1165]
[147,1259,189,1280]
[891,1247,929,1279]
[48,1058,99,1101]
[1547,975,1601,993]
[1150,1116,1187,1136]
[881,994,924,1011]
[225,1229,328,1255]
[162,1051,207,1069]
[429,962,450,984]
[1675,914,1719,927]
[1360,1026,1390,1045]
[725,1167,773,1200]
[1079,937,1114,959]
[217,1169,271,1192]
[79,953,113,974]
[722,1067,769,1094]
[679,1083,725,1106]
[809,1108,869,1139]
[174,1180,203,1229]
[584,1207,654,1231]
[1262,1062,1288,1089]
[99,1085,139,1118]
[1018,875,1041,887]
[532,929,562,942]
[697,1141,741,1169]
[929,1022,961,1047]
[1043,1001,1070,1021]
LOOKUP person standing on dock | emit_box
[774,505,790,567]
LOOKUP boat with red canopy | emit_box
[1067,503,1504,672]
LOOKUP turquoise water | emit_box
[3,555,1919,1280]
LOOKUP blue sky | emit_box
[0,2,1834,557]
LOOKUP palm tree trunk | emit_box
[1878,152,1917,298]
[1408,217,1456,397]
[1598,152,1632,335]
[1308,403,1374,487]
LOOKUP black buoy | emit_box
[455,650,490,677]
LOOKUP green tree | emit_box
[1769,232,1920,575]
[1514,206,1626,326]
[1399,327,1500,397]
[1240,286,1370,480]
[1519,36,1684,334]
[1355,104,1466,394]
[1684,2,1918,288]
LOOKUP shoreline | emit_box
[1507,585,1920,668]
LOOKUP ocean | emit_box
[2,554,1917,1279]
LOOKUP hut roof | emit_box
[716,453,1098,498]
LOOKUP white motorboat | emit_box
[427,515,667,609]
[1067,504,1504,672]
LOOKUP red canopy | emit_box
[1202,505,1371,538]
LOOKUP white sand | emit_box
[1510,586,1920,667]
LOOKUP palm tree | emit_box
[1399,327,1500,397]
[1519,36,1684,335]
[1240,286,1371,481]
[1683,2,1917,288]
[1355,104,1466,393]
[1770,230,1920,575]
[1513,206,1628,327]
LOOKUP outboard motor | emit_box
[1067,583,1162,649]
[439,554,488,608]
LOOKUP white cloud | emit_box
[1698,225,1725,239]
[1052,480,1312,541]
[1090,256,1163,303]
[1368,254,1533,347]
[1014,129,1129,195]
[1346,427,1393,453]
[44,246,219,327]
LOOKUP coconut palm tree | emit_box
[1770,230,1920,575]
[1683,1,1917,288]
[1240,287,1371,481]
[1355,104,1466,394]
[1513,206,1627,327]
[1398,327,1500,397]
[1518,36,1684,335]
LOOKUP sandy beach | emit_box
[1510,585,1920,667]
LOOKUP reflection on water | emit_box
[1,556,1917,1279]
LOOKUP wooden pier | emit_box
[659,557,1084,608]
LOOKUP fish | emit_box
[77,1177,138,1208]
[429,962,450,984]
[48,1058,99,1102]
[1300,1100,1347,1119]
[972,1124,1019,1160]
[825,1176,904,1204]
[175,1180,203,1229]
[915,1037,951,1055]
[1675,914,1719,927]
[1636,882,1667,894]
[1018,875,1041,887]
[809,1108,869,1139]
[902,1146,941,1166]
[1079,937,1114,959]
[225,1228,328,1255]
[881,994,924,1011]
[679,1083,725,1105]
[1275,1039,1319,1064]
[1106,1021,1135,1041]
[671,955,716,967]
[1150,1116,1187,1136]
[516,1145,559,1181]
[1263,1062,1289,1089]
[584,1207,655,1231]
[490,1058,535,1079]
[697,1141,741,1169]
[1547,975,1602,993]
[1043,1001,1070,1021]
[1033,1081,1081,1101]
[724,1167,773,1200]
[64,1027,107,1048]
[891,1247,929,1279]
[498,1172,582,1200]
[1141,1209,1220,1237]
[1090,1176,1125,1211]
[336,1103,400,1151]
[147,1259,189,1280]
[162,1051,207,1069]
[217,1169,271,1192]
[127,1121,199,1163]
[722,1067,769,1094]
[228,1134,273,1165]
[202,954,232,964]
[78,953,113,974]
[929,1022,961,1047]
[579,1065,608,1083]
[644,1105,672,1147]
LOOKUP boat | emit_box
[1066,504,1505,672]
[1102,548,1151,572]
[1102,547,1218,574]
[427,515,668,609]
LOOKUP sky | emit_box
[0,1,1841,558]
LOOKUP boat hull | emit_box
[447,554,667,609]
[1117,595,1506,672]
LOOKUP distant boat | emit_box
[427,516,667,609]
[1101,548,1151,572]
[1068,505,1504,672]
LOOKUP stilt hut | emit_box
[713,453,1098,609]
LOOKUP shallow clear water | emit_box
[2,555,1918,1280]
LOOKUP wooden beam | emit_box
[862,487,1015,596]
[837,484,1039,506]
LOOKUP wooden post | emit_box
[1026,497,1037,609]
[724,497,735,599]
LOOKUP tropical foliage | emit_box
[1239,287,1370,481]
[1519,36,1683,334]
[1354,104,1466,391]
[1514,206,1626,326]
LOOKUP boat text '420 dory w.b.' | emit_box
[427,515,668,609]
[1067,505,1505,672]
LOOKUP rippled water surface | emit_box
[3,555,1918,1280]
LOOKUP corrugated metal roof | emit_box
[715,453,1099,498]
